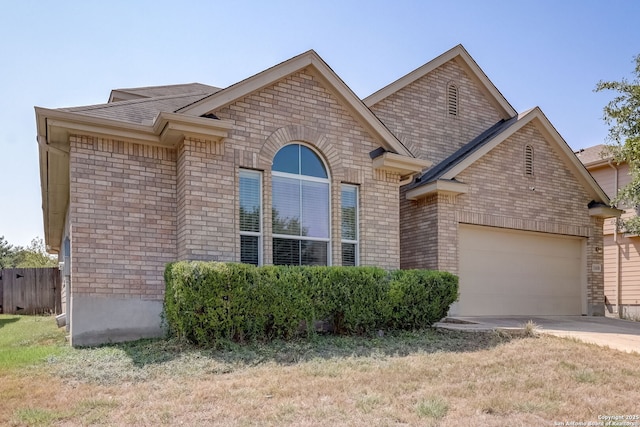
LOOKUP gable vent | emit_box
[447,83,458,116]
[524,144,534,176]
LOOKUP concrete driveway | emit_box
[435,316,640,354]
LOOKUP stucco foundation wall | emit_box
[369,59,504,165]
[70,294,164,346]
[69,136,177,302]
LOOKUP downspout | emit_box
[608,160,621,317]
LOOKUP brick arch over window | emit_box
[259,125,343,178]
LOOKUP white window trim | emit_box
[239,169,263,266]
[272,142,332,266]
[341,184,359,266]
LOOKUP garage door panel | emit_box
[456,225,583,316]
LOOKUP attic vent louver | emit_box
[447,82,458,116]
[525,144,534,176]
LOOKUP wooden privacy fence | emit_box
[0,267,61,315]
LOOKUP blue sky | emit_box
[1,0,638,247]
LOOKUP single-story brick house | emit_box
[578,144,640,318]
[36,45,618,346]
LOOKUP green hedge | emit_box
[164,262,458,347]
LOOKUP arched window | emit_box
[524,144,534,177]
[447,82,458,116]
[272,144,330,265]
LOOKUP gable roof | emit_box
[406,107,610,204]
[177,50,417,157]
[412,117,520,185]
[363,44,517,119]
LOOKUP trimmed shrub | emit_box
[164,262,458,347]
[387,270,458,330]
[305,266,388,335]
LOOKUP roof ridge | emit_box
[112,82,216,92]
[60,91,215,113]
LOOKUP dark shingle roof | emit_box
[408,116,519,189]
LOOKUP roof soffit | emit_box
[178,50,416,158]
[363,44,517,119]
[406,179,469,201]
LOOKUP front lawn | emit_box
[1,314,639,426]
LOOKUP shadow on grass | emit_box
[115,328,515,369]
[51,329,521,384]
[0,315,20,329]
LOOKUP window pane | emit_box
[302,180,329,238]
[272,176,301,235]
[341,186,357,241]
[342,243,356,266]
[241,235,259,266]
[272,144,299,174]
[239,171,260,233]
[273,238,300,265]
[300,145,327,178]
[301,241,328,266]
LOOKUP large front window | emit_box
[272,144,330,265]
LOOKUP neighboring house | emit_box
[36,45,618,346]
[578,144,640,318]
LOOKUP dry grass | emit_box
[2,316,640,426]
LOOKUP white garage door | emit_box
[453,225,585,316]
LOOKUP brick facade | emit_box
[39,47,611,344]
[374,65,606,314]
[70,136,177,301]
[212,70,401,269]
[68,69,403,307]
[370,60,504,165]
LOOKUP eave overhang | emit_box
[35,107,233,252]
[589,205,623,219]
[372,152,432,178]
[406,179,469,201]
[36,108,233,149]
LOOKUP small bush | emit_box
[387,270,458,330]
[164,262,458,347]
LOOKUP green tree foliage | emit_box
[0,236,57,268]
[0,236,13,269]
[596,54,640,231]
